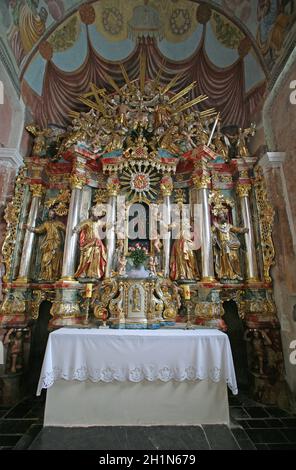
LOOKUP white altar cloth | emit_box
[37,328,238,396]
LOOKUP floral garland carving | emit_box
[254,166,275,283]
[1,167,26,281]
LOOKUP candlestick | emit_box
[85,283,93,298]
[183,285,191,300]
[207,112,220,147]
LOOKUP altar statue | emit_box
[26,124,52,157]
[212,213,248,281]
[26,209,65,281]
[74,207,107,280]
[237,123,256,158]
[170,216,199,281]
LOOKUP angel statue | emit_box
[26,124,52,157]
[237,123,256,158]
[212,212,248,282]
[73,206,108,280]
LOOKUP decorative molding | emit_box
[259,152,296,255]
[0,148,23,168]
[0,38,20,95]
[258,152,286,172]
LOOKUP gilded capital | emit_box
[236,183,251,198]
[30,184,44,198]
[160,175,173,197]
[70,174,86,190]
[192,174,211,190]
[106,176,121,196]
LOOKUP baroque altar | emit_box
[0,68,286,405]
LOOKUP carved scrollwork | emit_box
[1,168,26,281]
[254,166,275,282]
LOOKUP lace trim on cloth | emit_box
[38,365,238,395]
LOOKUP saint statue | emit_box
[212,212,248,281]
[74,207,107,280]
[26,209,65,281]
[170,213,199,281]
[26,124,52,157]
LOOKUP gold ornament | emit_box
[1,168,26,281]
[45,189,71,216]
[209,190,234,216]
[236,184,252,198]
[70,174,86,190]
[30,184,44,198]
[254,167,275,283]
[192,174,211,190]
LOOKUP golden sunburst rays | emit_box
[160,71,184,95]
[153,57,166,91]
[120,63,132,90]
[168,81,197,104]
[140,49,146,94]
[120,166,160,201]
[75,82,108,115]
[69,63,216,121]
[200,108,218,119]
[172,94,209,114]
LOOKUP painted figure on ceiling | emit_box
[256,0,291,60]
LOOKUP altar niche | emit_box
[125,201,152,256]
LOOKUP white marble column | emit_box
[237,184,259,283]
[16,184,44,283]
[160,176,173,278]
[60,177,85,281]
[193,175,215,282]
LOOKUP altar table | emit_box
[37,328,238,427]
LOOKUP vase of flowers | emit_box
[129,243,148,269]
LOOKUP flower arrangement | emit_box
[129,243,148,267]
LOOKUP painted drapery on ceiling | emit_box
[22,27,263,128]
[3,0,293,127]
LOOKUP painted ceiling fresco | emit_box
[0,0,295,127]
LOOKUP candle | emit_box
[183,285,191,300]
[85,283,93,298]
[207,112,220,147]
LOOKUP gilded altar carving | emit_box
[45,189,71,216]
[254,166,275,283]
[50,300,81,319]
[70,174,87,190]
[30,290,47,320]
[30,184,44,198]
[160,175,173,196]
[192,174,211,190]
[0,290,26,315]
[1,167,26,282]
[195,302,221,319]
[236,183,252,198]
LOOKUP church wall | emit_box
[0,64,25,277]
[262,57,296,407]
